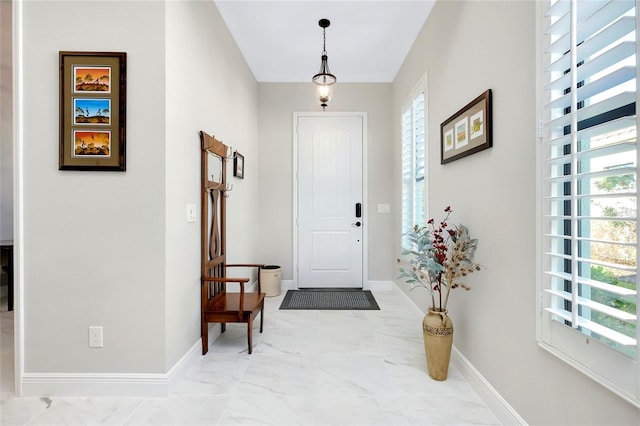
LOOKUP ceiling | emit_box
[214,0,436,83]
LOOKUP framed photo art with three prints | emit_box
[59,51,126,171]
[440,89,492,164]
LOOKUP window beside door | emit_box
[401,79,427,249]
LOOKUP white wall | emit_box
[18,0,260,384]
[21,0,167,375]
[164,0,259,369]
[0,0,12,240]
[393,1,640,424]
[257,83,394,283]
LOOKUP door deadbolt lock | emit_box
[352,221,362,227]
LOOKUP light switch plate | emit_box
[377,204,390,214]
[187,204,197,223]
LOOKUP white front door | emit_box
[295,114,364,288]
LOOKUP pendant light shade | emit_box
[312,19,336,110]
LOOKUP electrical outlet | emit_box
[88,326,103,348]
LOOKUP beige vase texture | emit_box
[422,308,454,381]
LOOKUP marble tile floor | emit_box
[0,288,501,425]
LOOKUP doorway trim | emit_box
[12,0,24,396]
[292,112,368,289]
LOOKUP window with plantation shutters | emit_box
[402,80,426,249]
[538,0,639,405]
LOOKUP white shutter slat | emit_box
[544,252,573,262]
[546,18,636,75]
[544,307,637,346]
[542,174,571,185]
[578,19,636,65]
[574,192,638,203]
[580,65,636,98]
[545,0,569,22]
[545,271,637,297]
[546,41,635,93]
[542,165,636,184]
[575,165,636,182]
[546,7,570,36]
[576,0,635,46]
[545,91,635,130]
[546,116,636,147]
[543,191,631,205]
[543,252,637,272]
[543,211,636,221]
[543,153,570,165]
[575,216,636,224]
[546,31,571,56]
[545,66,636,110]
[545,289,637,321]
[578,276,637,297]
[576,236,637,247]
[576,256,637,273]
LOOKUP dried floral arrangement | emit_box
[398,206,482,311]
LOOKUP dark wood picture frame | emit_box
[59,51,126,171]
[440,89,492,164]
[234,152,244,179]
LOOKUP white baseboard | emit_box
[21,340,202,397]
[280,280,393,291]
[451,344,527,425]
[365,280,393,291]
[281,279,294,291]
[21,372,169,397]
[392,280,526,425]
[166,340,203,393]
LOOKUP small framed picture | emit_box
[234,152,244,179]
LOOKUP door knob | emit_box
[352,221,362,227]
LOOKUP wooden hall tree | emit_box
[200,131,265,355]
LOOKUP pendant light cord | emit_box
[322,27,327,55]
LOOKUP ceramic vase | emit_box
[422,308,454,381]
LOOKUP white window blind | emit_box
[539,0,639,405]
[402,82,426,248]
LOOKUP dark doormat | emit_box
[279,288,380,310]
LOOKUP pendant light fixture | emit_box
[312,18,336,110]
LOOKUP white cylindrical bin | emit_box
[260,265,282,297]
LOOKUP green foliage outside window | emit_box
[588,173,637,357]
[589,265,637,357]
